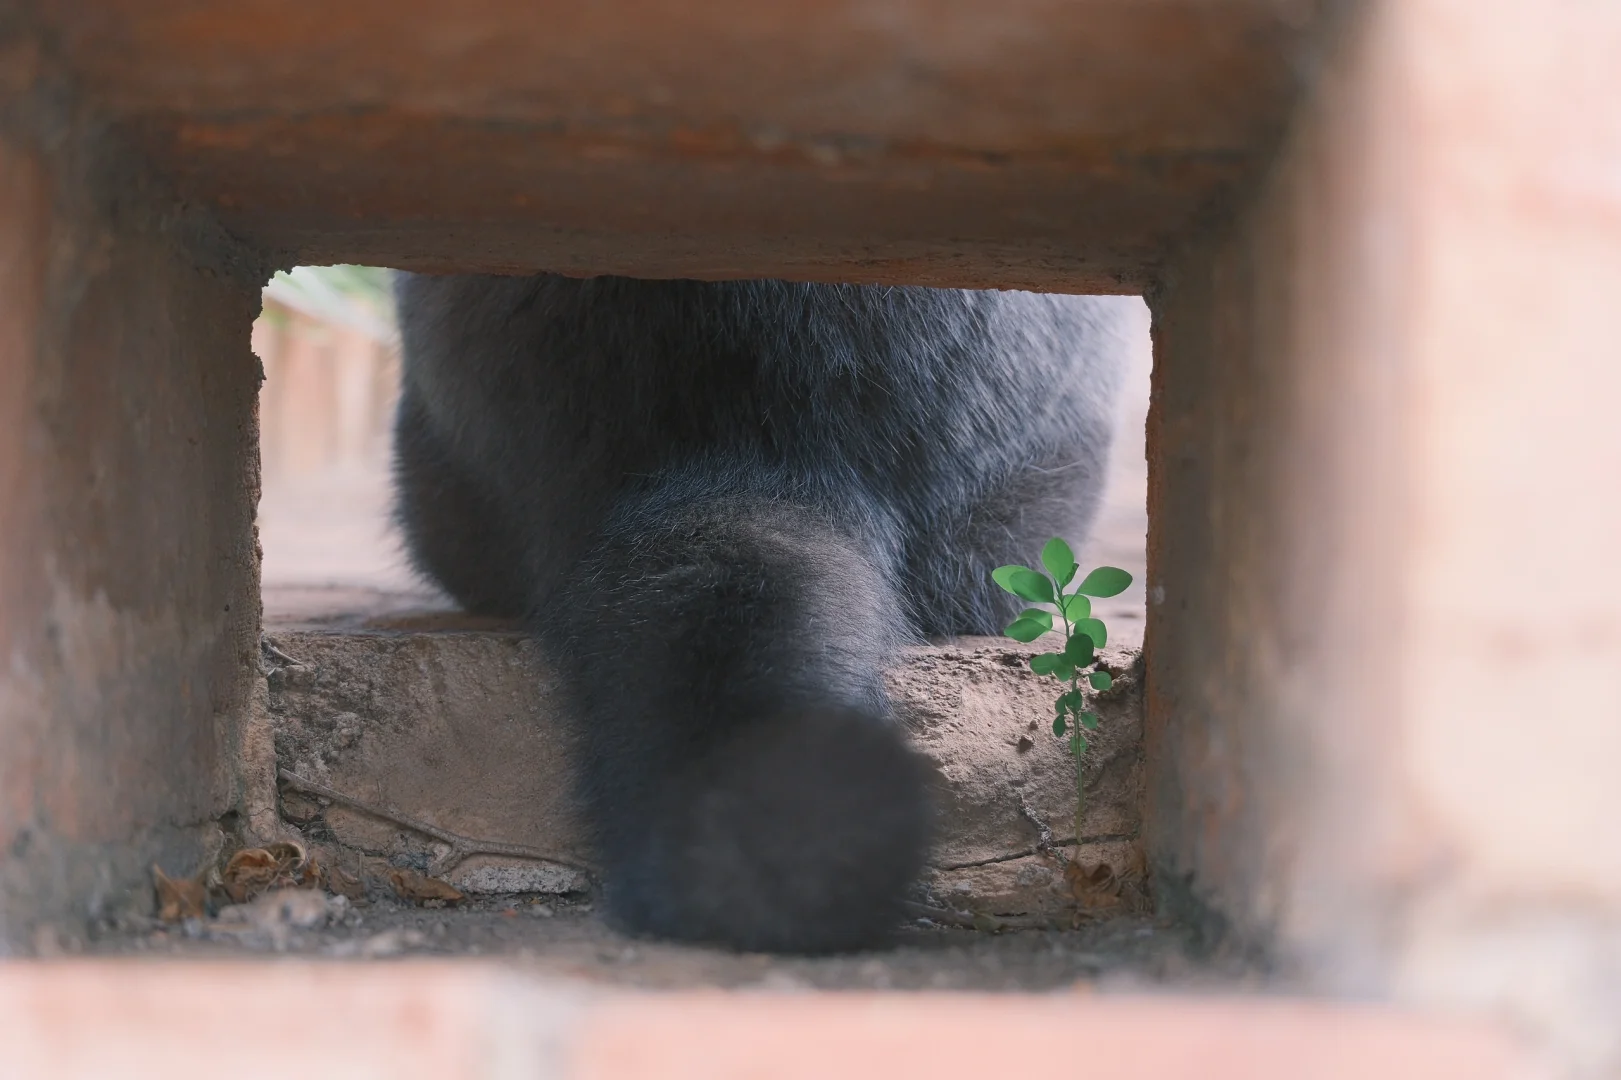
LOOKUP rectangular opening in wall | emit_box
[250,267,1161,984]
[254,270,1151,641]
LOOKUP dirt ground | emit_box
[79,889,1226,993]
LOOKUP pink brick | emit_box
[0,963,1532,1080]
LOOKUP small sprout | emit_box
[992,566,1055,604]
[1061,594,1091,621]
[1029,652,1064,676]
[1004,617,1049,643]
[1016,608,1054,632]
[1074,566,1132,598]
[1040,538,1078,588]
[1003,608,1053,642]
[1073,617,1107,649]
[1064,634,1094,667]
[993,538,1133,845]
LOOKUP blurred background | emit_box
[253,266,424,621]
[253,269,1153,642]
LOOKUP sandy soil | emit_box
[82,889,1228,992]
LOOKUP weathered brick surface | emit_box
[0,65,265,950]
[0,962,1534,1080]
[1147,0,1621,1071]
[24,0,1331,290]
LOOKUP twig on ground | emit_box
[276,768,598,880]
[901,900,1060,933]
[260,636,305,668]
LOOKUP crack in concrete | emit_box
[278,769,598,879]
[931,834,1137,872]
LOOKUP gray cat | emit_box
[391,274,1130,952]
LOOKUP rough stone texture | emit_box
[261,628,1143,917]
[0,963,1534,1080]
[889,640,1144,918]
[0,49,265,951]
[23,0,1333,290]
[1146,0,1621,1074]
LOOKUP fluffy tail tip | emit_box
[602,706,932,954]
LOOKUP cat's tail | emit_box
[540,487,931,954]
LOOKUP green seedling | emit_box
[992,538,1132,844]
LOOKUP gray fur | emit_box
[392,274,1130,952]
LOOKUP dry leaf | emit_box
[221,850,277,903]
[1065,860,1123,913]
[221,839,309,903]
[263,839,307,863]
[326,863,366,901]
[388,868,465,905]
[152,864,207,922]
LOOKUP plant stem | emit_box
[1053,581,1085,858]
[1073,698,1085,852]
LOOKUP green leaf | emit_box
[1074,566,1133,598]
[1029,652,1064,676]
[1052,658,1075,682]
[1010,570,1055,604]
[992,565,1054,603]
[1079,711,1099,731]
[1040,538,1078,588]
[1058,689,1084,716]
[991,564,1032,595]
[1072,617,1107,649]
[1002,617,1049,643]
[1064,634,1095,667]
[1071,734,1089,755]
[1017,609,1053,632]
[1052,714,1067,736]
[1088,670,1113,691]
[1061,593,1091,621]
